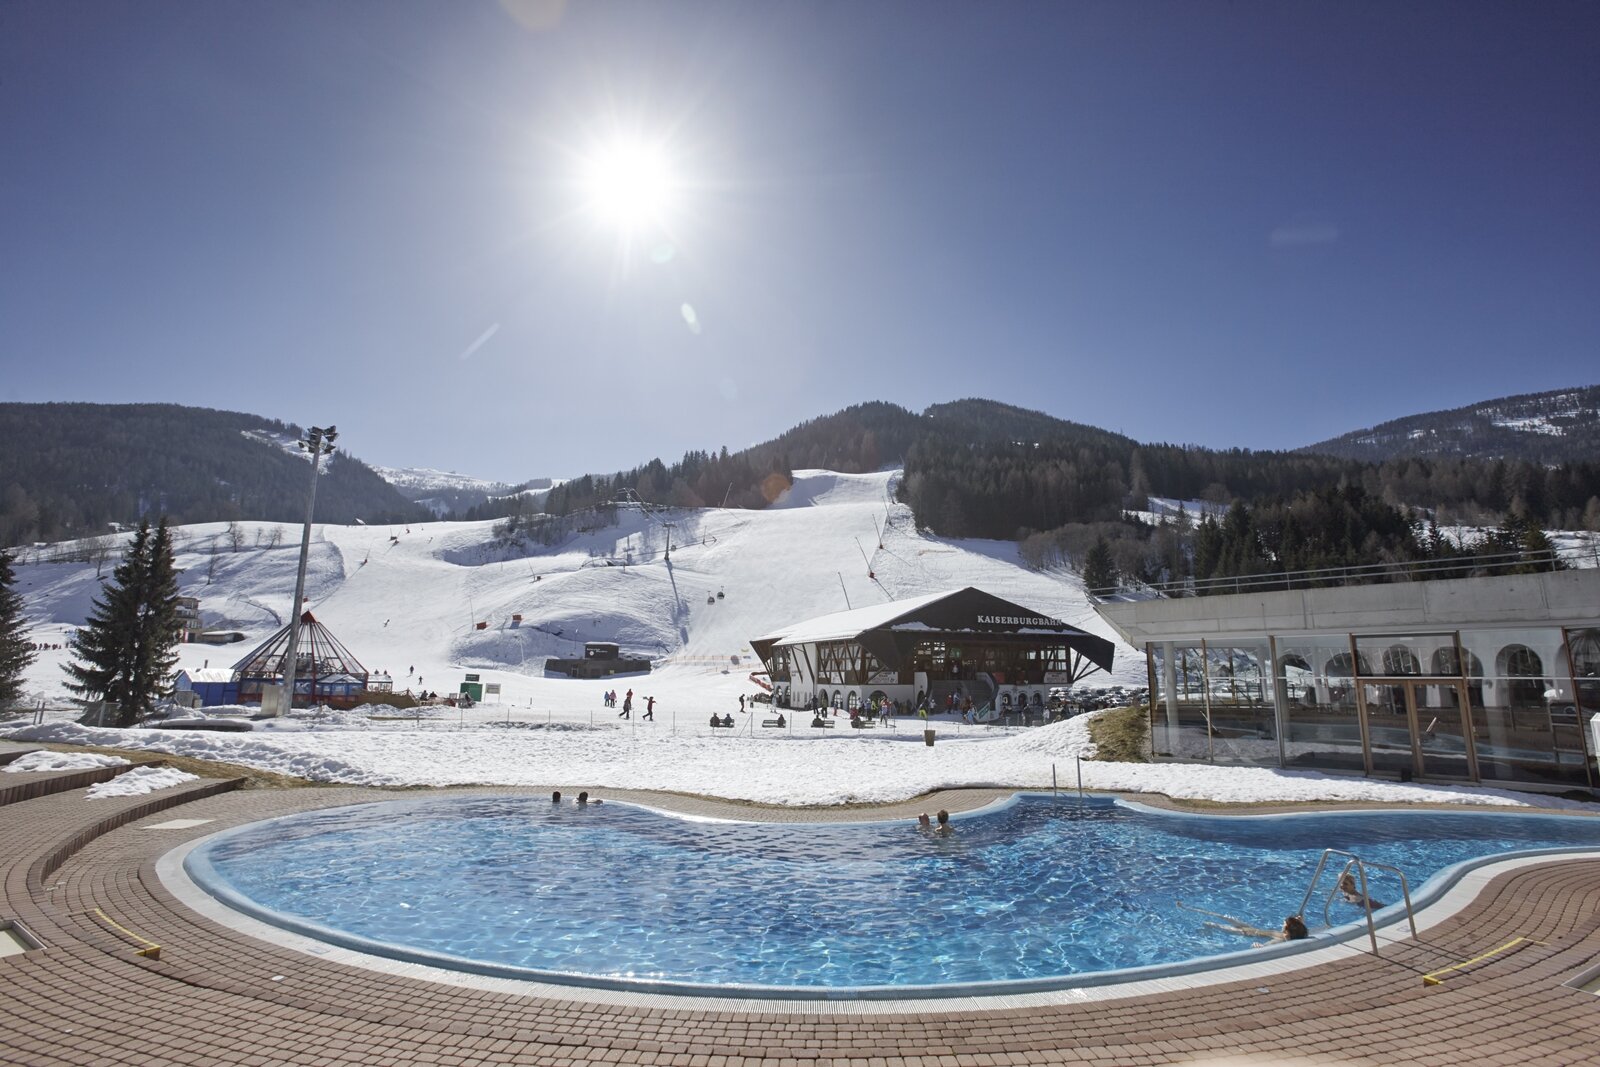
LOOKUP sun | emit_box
[580,136,677,232]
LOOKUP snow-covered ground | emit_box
[83,763,198,799]
[3,468,1592,811]
[6,715,1587,809]
[3,749,129,774]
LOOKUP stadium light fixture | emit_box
[272,425,337,715]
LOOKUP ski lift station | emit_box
[751,587,1116,713]
[544,642,653,679]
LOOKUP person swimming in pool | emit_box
[1338,872,1385,909]
[1179,902,1308,945]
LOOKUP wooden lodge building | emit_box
[751,587,1116,714]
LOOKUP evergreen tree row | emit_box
[1028,485,1567,596]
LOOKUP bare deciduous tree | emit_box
[86,534,116,578]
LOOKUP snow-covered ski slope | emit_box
[11,469,1144,706]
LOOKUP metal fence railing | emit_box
[1092,544,1598,601]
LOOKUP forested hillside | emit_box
[1303,385,1600,466]
[532,396,1600,538]
[0,403,429,545]
[12,393,1600,594]
[517,394,1600,593]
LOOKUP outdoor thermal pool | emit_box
[183,794,1600,996]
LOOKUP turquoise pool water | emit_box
[185,795,1600,995]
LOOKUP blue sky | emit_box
[3,1,1596,483]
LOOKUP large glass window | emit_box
[1276,635,1366,773]
[1461,628,1587,786]
[1566,627,1600,787]
[1147,641,1275,764]
[1569,628,1600,716]
[1204,644,1277,765]
[1353,633,1457,680]
[1149,643,1211,759]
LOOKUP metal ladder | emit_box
[1297,848,1418,956]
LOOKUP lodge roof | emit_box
[751,587,1116,674]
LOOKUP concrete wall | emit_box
[1096,569,1600,646]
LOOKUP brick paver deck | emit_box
[2,775,1598,1066]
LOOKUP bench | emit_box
[761,718,786,728]
[709,719,735,730]
[809,718,836,729]
[849,717,877,728]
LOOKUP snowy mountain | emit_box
[1301,385,1600,465]
[371,466,557,518]
[8,468,1145,711]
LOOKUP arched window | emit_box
[1500,645,1544,708]
[1382,646,1420,676]
[1431,646,1484,678]
[1569,629,1600,680]
[1569,629,1600,708]
[1324,652,1371,678]
[1278,652,1314,704]
[1430,646,1484,707]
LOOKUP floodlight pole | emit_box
[276,424,337,715]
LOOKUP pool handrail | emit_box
[1298,848,1417,955]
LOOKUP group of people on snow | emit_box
[608,688,655,720]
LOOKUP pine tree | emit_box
[1081,536,1119,595]
[140,519,183,692]
[0,549,36,706]
[62,519,183,724]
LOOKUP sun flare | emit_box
[580,137,677,231]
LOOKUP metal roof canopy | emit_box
[232,611,369,685]
[752,587,1116,676]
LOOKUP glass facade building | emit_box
[1098,571,1600,792]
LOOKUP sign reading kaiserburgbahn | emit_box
[974,614,1066,627]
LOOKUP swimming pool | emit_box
[184,795,1600,996]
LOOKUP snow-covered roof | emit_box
[178,668,236,685]
[755,589,956,646]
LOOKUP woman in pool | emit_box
[1179,902,1308,944]
[1338,872,1385,909]
[935,809,952,835]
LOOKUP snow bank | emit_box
[3,720,1585,810]
[4,749,131,774]
[84,764,199,799]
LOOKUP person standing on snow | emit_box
[644,696,655,720]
